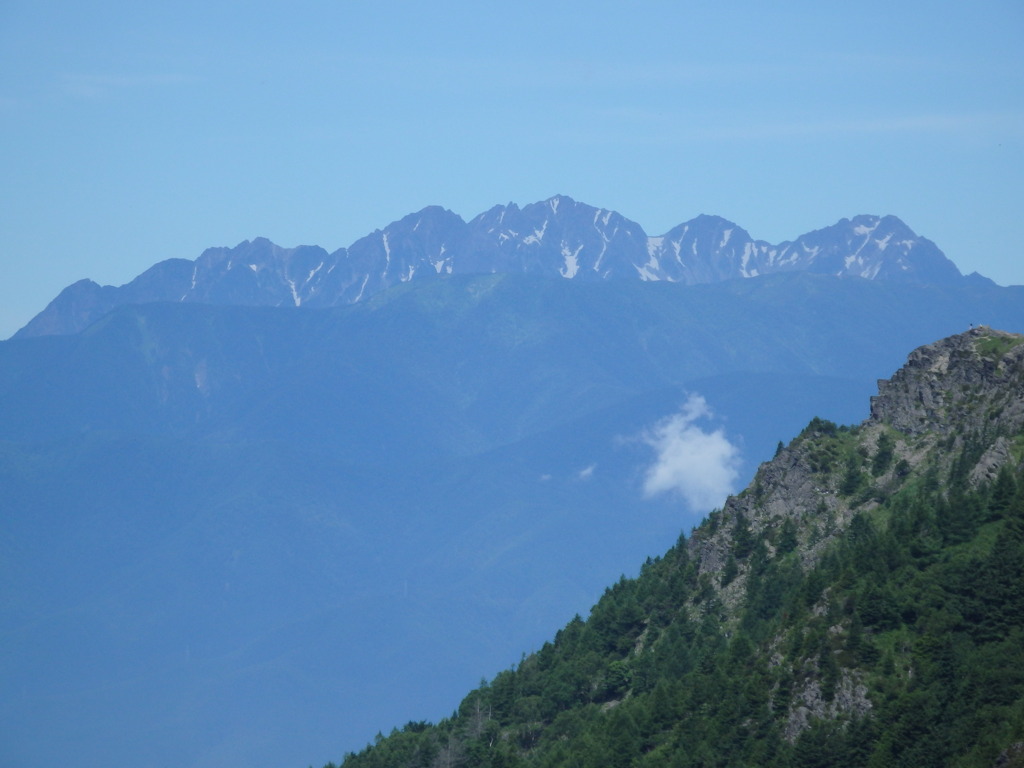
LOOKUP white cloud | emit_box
[641,394,741,513]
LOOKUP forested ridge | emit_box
[322,329,1024,768]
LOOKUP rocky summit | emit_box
[693,326,1024,588]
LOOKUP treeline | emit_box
[325,446,1024,768]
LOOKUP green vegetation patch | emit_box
[974,332,1024,361]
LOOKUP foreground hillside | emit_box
[329,327,1024,768]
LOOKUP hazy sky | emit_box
[2,1,1022,339]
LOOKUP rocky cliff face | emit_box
[870,326,1024,437]
[692,327,1024,581]
[686,327,1024,731]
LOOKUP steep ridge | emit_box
[690,326,1024,591]
[332,327,1024,768]
[15,196,963,338]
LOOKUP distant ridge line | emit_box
[16,195,965,338]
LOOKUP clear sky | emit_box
[2,1,1022,340]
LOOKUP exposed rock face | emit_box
[995,742,1024,768]
[971,436,1015,486]
[870,326,1024,436]
[686,327,1024,736]
[690,435,844,577]
[693,327,1024,579]
[784,672,873,741]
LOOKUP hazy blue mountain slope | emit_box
[332,327,1024,768]
[2,273,1024,767]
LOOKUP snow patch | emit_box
[740,242,753,276]
[353,274,370,303]
[523,220,548,245]
[431,245,448,274]
[646,237,664,258]
[850,233,870,259]
[560,242,583,278]
[594,240,608,272]
[549,197,560,214]
[287,279,301,306]
[305,262,324,284]
[861,262,882,279]
[719,229,733,248]
[774,245,800,267]
[635,257,663,281]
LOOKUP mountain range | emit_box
[15,195,971,339]
[2,198,1023,767]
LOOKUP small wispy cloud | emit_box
[641,394,741,513]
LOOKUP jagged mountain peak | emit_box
[540,192,576,212]
[657,213,748,244]
[682,212,742,228]
[778,213,959,284]
[823,213,920,244]
[474,194,632,232]
[383,205,466,233]
[15,198,967,338]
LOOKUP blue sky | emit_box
[1,1,1022,339]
